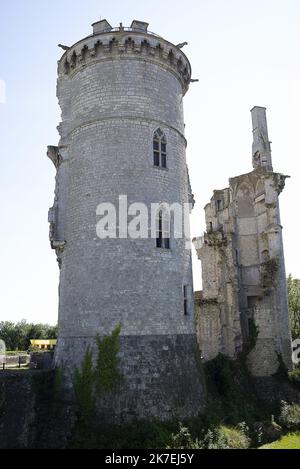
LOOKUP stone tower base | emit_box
[55,334,206,423]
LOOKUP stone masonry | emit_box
[193,107,293,376]
[47,19,205,421]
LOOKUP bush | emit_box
[250,420,282,447]
[73,347,96,423]
[95,323,122,392]
[203,354,264,425]
[289,366,300,387]
[167,423,250,449]
[279,401,300,431]
[259,432,300,449]
[167,424,202,449]
[218,425,251,449]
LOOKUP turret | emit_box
[47,19,205,423]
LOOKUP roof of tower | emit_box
[91,19,150,35]
[57,19,193,94]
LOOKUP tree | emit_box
[0,320,58,351]
[287,274,300,340]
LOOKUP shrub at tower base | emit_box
[0,338,300,448]
[65,351,300,449]
[60,325,299,449]
[70,324,122,447]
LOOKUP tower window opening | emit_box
[183,285,188,315]
[216,199,223,211]
[153,129,167,168]
[235,249,239,265]
[156,209,170,249]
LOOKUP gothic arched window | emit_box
[156,207,170,249]
[153,129,167,168]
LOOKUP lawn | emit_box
[260,432,300,449]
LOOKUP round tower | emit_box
[48,19,205,421]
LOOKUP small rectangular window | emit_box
[161,153,167,168]
[153,140,159,151]
[235,249,239,265]
[161,143,166,153]
[217,199,223,211]
[156,237,162,248]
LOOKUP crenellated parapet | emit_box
[57,20,192,95]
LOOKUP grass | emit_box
[259,432,300,449]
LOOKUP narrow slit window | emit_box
[183,285,188,315]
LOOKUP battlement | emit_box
[57,19,192,94]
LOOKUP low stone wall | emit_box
[0,366,299,448]
[0,370,37,448]
[0,370,74,449]
[1,355,30,368]
[30,351,54,370]
[0,353,53,370]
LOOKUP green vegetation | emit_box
[289,365,300,387]
[19,348,300,449]
[72,348,97,447]
[67,418,252,450]
[0,320,57,351]
[73,347,96,424]
[241,318,259,357]
[70,324,122,448]
[95,323,122,392]
[167,423,250,449]
[25,317,299,450]
[261,257,280,289]
[203,353,264,426]
[287,274,300,340]
[279,401,300,432]
[31,368,62,400]
[259,432,300,449]
[79,353,285,449]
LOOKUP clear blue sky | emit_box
[1,0,299,324]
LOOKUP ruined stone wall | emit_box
[194,292,221,361]
[0,370,75,449]
[0,371,36,448]
[194,108,292,376]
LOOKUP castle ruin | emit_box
[193,106,292,376]
[47,19,293,422]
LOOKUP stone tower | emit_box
[47,19,205,421]
[194,107,292,376]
